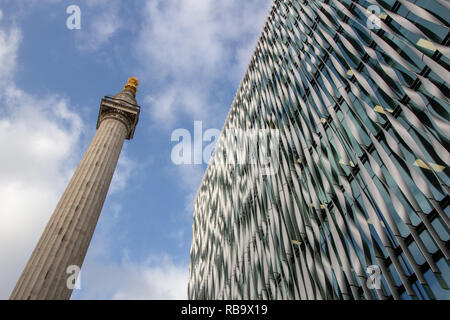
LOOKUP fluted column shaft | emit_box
[10,116,128,300]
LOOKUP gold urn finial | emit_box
[124,77,139,94]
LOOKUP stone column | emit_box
[10,78,140,300]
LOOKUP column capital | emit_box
[96,95,140,140]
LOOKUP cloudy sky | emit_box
[0,0,272,299]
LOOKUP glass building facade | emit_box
[188,0,449,300]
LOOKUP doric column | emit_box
[10,77,141,300]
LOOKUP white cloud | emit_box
[112,254,188,300]
[145,85,210,129]
[167,228,186,243]
[0,88,84,299]
[0,21,84,299]
[70,196,189,300]
[138,0,273,127]
[144,87,177,129]
[174,164,206,216]
[75,1,123,52]
[138,0,271,78]
[73,252,189,300]
[110,150,138,193]
[0,24,21,84]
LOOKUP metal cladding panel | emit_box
[189,0,449,300]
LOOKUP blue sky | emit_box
[0,0,272,299]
